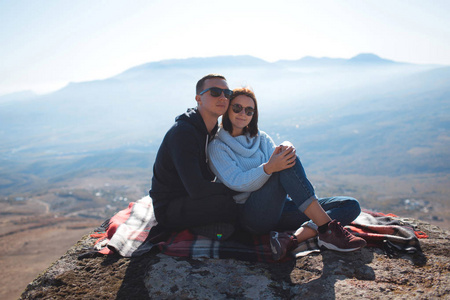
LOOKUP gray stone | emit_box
[19,219,450,299]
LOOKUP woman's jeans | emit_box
[239,157,361,234]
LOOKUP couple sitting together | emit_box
[150,74,366,261]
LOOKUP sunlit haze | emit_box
[0,0,449,95]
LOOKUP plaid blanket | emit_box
[346,210,426,257]
[92,196,160,257]
[90,196,276,262]
[88,196,426,262]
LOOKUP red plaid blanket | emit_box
[346,210,426,256]
[88,196,426,262]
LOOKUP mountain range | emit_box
[0,53,449,194]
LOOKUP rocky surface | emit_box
[20,219,450,299]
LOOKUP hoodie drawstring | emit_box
[205,134,209,164]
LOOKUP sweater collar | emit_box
[217,128,261,158]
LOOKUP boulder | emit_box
[20,219,450,299]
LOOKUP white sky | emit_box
[0,0,449,96]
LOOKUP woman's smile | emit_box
[229,95,255,136]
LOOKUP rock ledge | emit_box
[20,220,450,299]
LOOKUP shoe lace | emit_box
[333,221,353,239]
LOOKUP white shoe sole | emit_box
[318,240,363,252]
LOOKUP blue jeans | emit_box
[239,157,361,234]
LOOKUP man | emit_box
[150,74,238,237]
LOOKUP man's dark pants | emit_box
[154,195,238,230]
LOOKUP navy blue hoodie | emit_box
[150,108,231,212]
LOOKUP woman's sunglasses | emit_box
[199,87,233,99]
[231,103,255,116]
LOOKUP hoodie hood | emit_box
[175,108,218,138]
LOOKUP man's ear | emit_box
[195,94,201,106]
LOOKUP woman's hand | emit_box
[280,141,295,151]
[263,145,297,174]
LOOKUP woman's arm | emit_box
[208,142,271,192]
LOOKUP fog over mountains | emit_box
[1,53,449,194]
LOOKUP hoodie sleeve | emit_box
[208,140,271,192]
[168,125,230,199]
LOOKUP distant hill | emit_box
[0,90,37,104]
[119,55,270,75]
[348,53,397,64]
[0,54,448,194]
[274,53,397,68]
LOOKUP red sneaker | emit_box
[269,231,298,261]
[318,220,366,252]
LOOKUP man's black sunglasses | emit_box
[199,87,233,99]
[231,103,255,116]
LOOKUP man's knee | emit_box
[210,195,239,220]
[240,213,279,235]
[167,195,238,229]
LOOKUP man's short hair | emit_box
[196,74,227,95]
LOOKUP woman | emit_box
[208,87,366,260]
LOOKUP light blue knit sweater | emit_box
[208,128,277,203]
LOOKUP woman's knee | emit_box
[346,197,361,215]
[341,197,361,224]
[279,156,302,173]
[321,196,362,225]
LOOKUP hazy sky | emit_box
[1,0,449,95]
